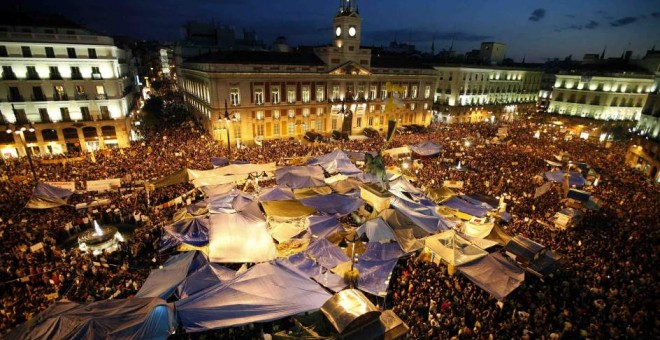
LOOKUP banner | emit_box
[30,242,45,252]
[86,178,121,192]
[44,181,76,192]
[443,180,464,189]
[534,182,553,199]
[37,156,85,165]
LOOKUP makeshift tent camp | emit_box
[136,251,206,298]
[175,262,332,332]
[378,208,429,239]
[148,168,189,189]
[409,140,442,156]
[464,193,498,210]
[160,217,211,251]
[307,150,363,176]
[461,221,495,239]
[457,253,525,301]
[485,225,514,246]
[210,157,229,168]
[357,243,403,296]
[382,146,411,158]
[205,191,256,214]
[309,215,343,239]
[188,163,277,187]
[391,197,453,233]
[389,176,424,196]
[275,166,326,189]
[177,262,236,299]
[207,203,278,263]
[424,230,488,266]
[321,289,381,334]
[8,298,175,340]
[262,200,316,219]
[357,217,397,243]
[293,185,333,199]
[425,186,456,203]
[544,170,586,187]
[259,187,295,201]
[278,253,347,292]
[305,238,351,269]
[505,235,545,263]
[200,183,235,197]
[300,193,364,216]
[26,182,74,209]
[262,200,315,242]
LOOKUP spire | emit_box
[600,45,607,60]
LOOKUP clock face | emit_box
[349,26,356,37]
[335,26,342,37]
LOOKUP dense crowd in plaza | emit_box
[0,90,658,338]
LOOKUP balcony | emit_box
[7,94,24,102]
[92,73,103,80]
[75,93,89,100]
[26,73,40,80]
[100,113,112,120]
[71,72,83,80]
[53,93,69,101]
[31,94,47,101]
[2,72,17,80]
[95,94,108,100]
[50,73,63,80]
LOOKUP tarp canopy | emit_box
[136,251,206,299]
[148,167,189,189]
[259,187,295,202]
[389,176,424,196]
[391,197,453,233]
[305,238,351,270]
[567,189,590,202]
[307,150,363,176]
[528,250,561,277]
[485,225,514,246]
[357,243,402,296]
[409,140,442,156]
[357,217,397,243]
[8,298,175,340]
[276,166,326,189]
[26,182,74,209]
[544,170,586,187]
[461,221,495,239]
[262,199,316,218]
[200,183,235,197]
[458,253,525,300]
[207,204,278,263]
[267,215,310,243]
[175,262,332,332]
[425,186,456,203]
[300,194,364,216]
[177,262,236,299]
[188,163,277,187]
[344,150,377,161]
[278,253,348,293]
[424,230,488,266]
[505,235,545,262]
[321,289,381,335]
[464,193,498,210]
[382,146,411,158]
[293,185,334,199]
[378,208,430,239]
[442,197,489,218]
[160,217,211,251]
[210,157,229,168]
[205,191,256,214]
[309,215,343,239]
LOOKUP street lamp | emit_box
[220,99,238,159]
[6,123,38,182]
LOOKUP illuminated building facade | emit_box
[180,1,436,145]
[0,12,135,158]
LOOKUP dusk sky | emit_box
[22,0,660,62]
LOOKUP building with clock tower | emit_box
[315,0,371,68]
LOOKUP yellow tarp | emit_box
[262,200,317,218]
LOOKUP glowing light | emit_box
[94,220,103,236]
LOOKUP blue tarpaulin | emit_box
[442,197,489,218]
[160,217,210,251]
[300,194,364,216]
[26,182,74,209]
[259,187,295,202]
[498,211,513,222]
[275,166,326,189]
[278,253,347,292]
[544,170,586,187]
[211,157,229,168]
[175,262,332,332]
[391,197,453,233]
[7,298,176,340]
[356,244,402,296]
[177,262,236,299]
[361,242,405,261]
[309,215,342,238]
[307,150,363,176]
[409,140,442,156]
[305,238,351,269]
[136,251,206,299]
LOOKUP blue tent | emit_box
[175,262,332,332]
[344,150,377,161]
[275,166,326,189]
[361,242,405,261]
[409,140,442,156]
[26,182,74,209]
[210,157,229,168]
[442,197,489,218]
[259,187,295,202]
[391,197,453,233]
[305,238,351,269]
[7,298,176,340]
[309,215,342,238]
[300,193,364,216]
[307,150,363,176]
[177,262,236,299]
[278,253,347,292]
[544,170,586,187]
[160,217,210,251]
[356,243,402,296]
[136,251,206,299]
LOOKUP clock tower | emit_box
[333,0,361,54]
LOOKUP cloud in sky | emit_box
[610,16,638,27]
[529,8,546,22]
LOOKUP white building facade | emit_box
[0,20,135,158]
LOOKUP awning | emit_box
[457,253,525,301]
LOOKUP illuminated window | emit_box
[256,111,264,120]
[424,85,431,99]
[287,87,296,103]
[274,122,280,135]
[411,85,418,99]
[288,109,295,118]
[356,117,362,128]
[230,88,240,106]
[254,88,264,105]
[273,110,280,119]
[288,122,295,135]
[332,86,340,100]
[316,120,322,131]
[302,108,310,117]
[316,108,324,116]
[370,86,377,100]
[302,86,310,103]
[316,86,325,102]
[271,87,280,104]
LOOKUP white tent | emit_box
[188,163,277,187]
[356,217,397,243]
[424,230,487,266]
[457,253,524,300]
[461,221,495,239]
[207,202,278,263]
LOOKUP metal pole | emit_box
[226,123,231,160]
[19,132,38,183]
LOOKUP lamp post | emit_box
[337,93,352,140]
[6,123,38,182]
[220,99,237,160]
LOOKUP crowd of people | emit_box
[0,86,658,338]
